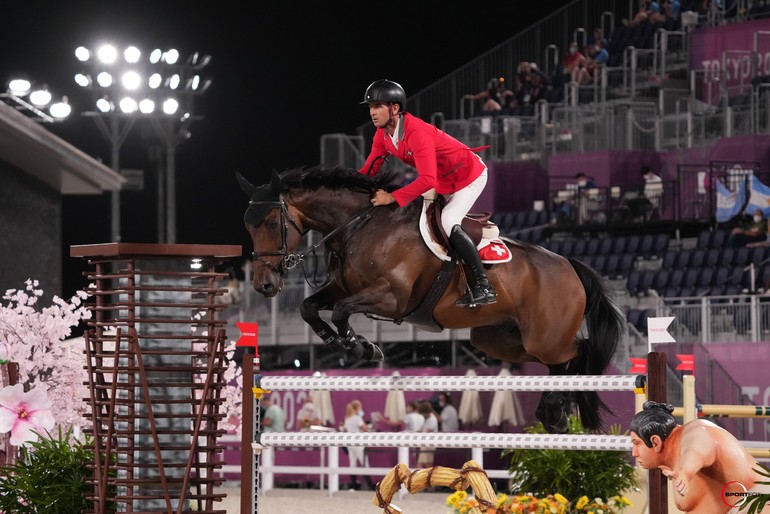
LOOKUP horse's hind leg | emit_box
[535,363,575,434]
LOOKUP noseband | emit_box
[249,196,376,278]
[249,197,305,277]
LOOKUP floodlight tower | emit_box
[74,44,211,243]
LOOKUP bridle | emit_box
[249,195,376,278]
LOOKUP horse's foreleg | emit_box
[300,286,348,350]
[300,284,383,364]
[328,279,398,363]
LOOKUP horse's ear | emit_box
[236,172,258,197]
[269,170,281,196]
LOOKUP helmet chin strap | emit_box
[385,104,399,130]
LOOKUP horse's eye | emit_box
[266,219,279,231]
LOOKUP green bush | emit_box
[0,426,99,514]
[503,415,639,501]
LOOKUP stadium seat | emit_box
[593,254,607,274]
[612,236,627,254]
[626,270,642,296]
[661,249,677,269]
[599,237,614,255]
[689,248,706,268]
[625,234,641,255]
[584,238,600,256]
[639,234,655,257]
[652,233,670,257]
[705,248,721,268]
[669,268,684,289]
[653,268,670,292]
[676,249,693,268]
[617,253,636,277]
[546,240,562,254]
[604,254,620,277]
[696,230,712,249]
[573,239,587,257]
[560,239,575,257]
[733,246,750,267]
[719,247,734,267]
[711,229,728,248]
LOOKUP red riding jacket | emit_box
[359,112,486,207]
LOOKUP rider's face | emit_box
[368,102,396,128]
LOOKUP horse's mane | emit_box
[278,165,401,194]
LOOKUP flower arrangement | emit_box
[503,415,638,502]
[446,490,632,514]
[0,279,92,429]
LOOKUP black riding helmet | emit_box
[361,79,406,110]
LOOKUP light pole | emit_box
[73,44,210,243]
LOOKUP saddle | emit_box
[395,191,511,333]
[420,190,511,264]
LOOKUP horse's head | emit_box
[237,171,304,297]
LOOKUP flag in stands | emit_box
[715,178,745,222]
[746,175,770,217]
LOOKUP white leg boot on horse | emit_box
[450,225,497,308]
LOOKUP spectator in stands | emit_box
[417,400,439,468]
[625,0,658,25]
[730,209,768,247]
[437,392,459,432]
[642,165,664,219]
[403,400,425,432]
[576,172,599,224]
[382,399,425,432]
[343,399,373,490]
[630,401,770,513]
[463,77,512,115]
[571,39,609,85]
[587,27,608,48]
[559,41,588,88]
[260,394,285,432]
[297,393,322,430]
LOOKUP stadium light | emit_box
[74,42,211,243]
[2,78,72,123]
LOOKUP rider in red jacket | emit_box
[359,79,496,307]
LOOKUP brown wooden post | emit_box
[241,352,254,514]
[646,351,668,514]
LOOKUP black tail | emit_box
[568,258,626,431]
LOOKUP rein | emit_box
[250,196,376,280]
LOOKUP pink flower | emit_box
[0,384,55,445]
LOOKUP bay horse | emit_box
[237,167,625,433]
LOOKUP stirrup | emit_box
[455,286,497,308]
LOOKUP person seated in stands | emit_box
[571,39,609,85]
[730,209,768,247]
[625,0,658,25]
[463,77,512,116]
[560,42,589,88]
[587,27,608,48]
[642,165,663,216]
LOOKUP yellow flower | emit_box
[554,493,568,504]
[457,490,468,501]
[575,496,589,510]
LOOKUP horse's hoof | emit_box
[361,340,384,362]
[341,336,365,359]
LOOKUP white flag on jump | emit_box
[647,316,675,353]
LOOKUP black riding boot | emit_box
[449,225,497,307]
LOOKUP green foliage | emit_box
[502,415,639,501]
[739,465,770,514]
[0,426,97,514]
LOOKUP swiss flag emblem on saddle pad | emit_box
[478,239,511,264]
